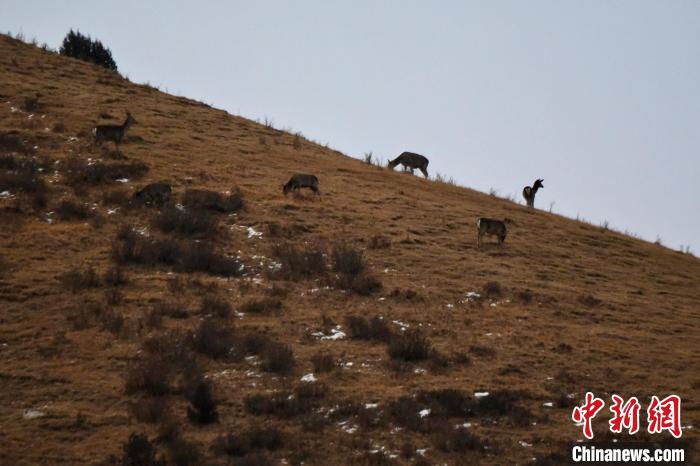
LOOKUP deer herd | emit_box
[94,112,545,249]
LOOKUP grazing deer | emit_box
[283,174,320,197]
[93,112,137,152]
[388,152,429,178]
[522,179,544,208]
[133,182,171,207]
[476,217,509,248]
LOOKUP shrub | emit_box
[482,281,502,299]
[0,133,31,155]
[271,244,326,280]
[166,435,201,466]
[578,294,602,307]
[59,266,101,292]
[186,380,218,424]
[261,342,295,374]
[388,329,431,361]
[215,428,283,456]
[311,352,336,373]
[192,318,235,359]
[55,199,94,221]
[154,205,218,238]
[199,296,231,317]
[121,433,164,466]
[129,397,169,424]
[468,345,496,358]
[104,288,124,306]
[59,29,117,70]
[103,266,127,286]
[331,244,382,295]
[102,187,131,206]
[52,122,66,133]
[182,188,244,213]
[125,355,172,396]
[245,392,314,419]
[369,235,392,249]
[240,298,283,315]
[345,315,392,342]
[111,234,243,277]
[332,244,364,275]
[63,157,148,186]
[22,96,40,112]
[432,425,484,452]
[0,168,47,194]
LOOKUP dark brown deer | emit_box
[283,174,320,197]
[388,152,429,178]
[93,112,137,152]
[476,217,509,248]
[522,179,544,208]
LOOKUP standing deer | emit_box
[283,174,320,197]
[522,179,544,208]
[388,152,429,178]
[93,112,137,152]
[476,217,508,248]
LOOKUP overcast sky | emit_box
[3,1,699,253]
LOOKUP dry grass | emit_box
[1,34,698,466]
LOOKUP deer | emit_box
[93,111,137,152]
[387,152,429,178]
[522,179,544,208]
[133,182,171,207]
[283,174,320,197]
[476,217,509,248]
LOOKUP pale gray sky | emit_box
[3,1,699,253]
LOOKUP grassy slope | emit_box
[0,35,698,465]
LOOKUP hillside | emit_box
[1,34,698,465]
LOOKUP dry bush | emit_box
[111,232,242,277]
[260,342,295,374]
[345,315,392,342]
[152,301,189,319]
[104,288,124,306]
[515,289,534,304]
[240,298,283,315]
[270,243,326,280]
[311,352,336,373]
[432,424,484,453]
[103,266,127,286]
[125,355,172,396]
[154,205,218,238]
[199,296,231,318]
[578,294,602,307]
[59,266,101,292]
[186,379,218,424]
[165,434,200,466]
[182,188,244,213]
[102,187,131,206]
[129,397,169,424]
[0,166,47,194]
[0,133,31,155]
[482,281,502,299]
[55,199,94,220]
[51,122,66,133]
[121,433,164,466]
[331,244,382,295]
[468,345,496,359]
[192,318,235,359]
[388,329,431,362]
[369,235,392,249]
[245,391,317,419]
[22,95,40,112]
[215,428,283,457]
[62,156,148,186]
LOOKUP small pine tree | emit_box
[59,29,117,71]
[186,380,218,424]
